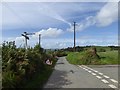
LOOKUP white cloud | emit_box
[41,37,118,49]
[32,28,64,38]
[96,2,118,26]
[4,27,64,47]
[67,16,96,32]
[67,2,118,32]
[4,35,118,48]
[2,2,106,30]
[2,2,118,48]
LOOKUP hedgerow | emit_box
[2,41,57,88]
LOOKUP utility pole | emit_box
[73,22,76,52]
[39,34,41,47]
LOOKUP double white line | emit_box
[78,65,118,89]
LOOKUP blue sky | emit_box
[1,2,118,49]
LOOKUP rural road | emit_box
[44,57,119,89]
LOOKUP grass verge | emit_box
[66,50,118,65]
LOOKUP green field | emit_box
[66,50,118,65]
[97,50,118,64]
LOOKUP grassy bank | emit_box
[66,50,118,65]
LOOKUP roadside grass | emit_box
[66,52,85,65]
[98,50,118,64]
[66,50,118,65]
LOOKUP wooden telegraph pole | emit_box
[73,22,76,52]
[39,34,41,47]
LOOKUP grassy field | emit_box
[66,50,118,65]
[97,50,118,64]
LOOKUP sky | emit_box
[1,1,118,49]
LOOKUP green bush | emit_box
[2,71,17,88]
[2,42,57,88]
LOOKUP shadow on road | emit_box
[44,69,72,88]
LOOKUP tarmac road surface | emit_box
[44,57,119,89]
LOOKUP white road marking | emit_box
[103,75,110,79]
[93,70,98,73]
[99,73,103,75]
[110,79,118,83]
[108,84,117,88]
[88,71,92,73]
[96,76,102,79]
[91,73,96,75]
[101,79,109,83]
[82,65,91,69]
[82,65,99,73]
[84,69,88,71]
[79,65,118,89]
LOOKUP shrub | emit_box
[2,71,17,88]
[2,42,56,88]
